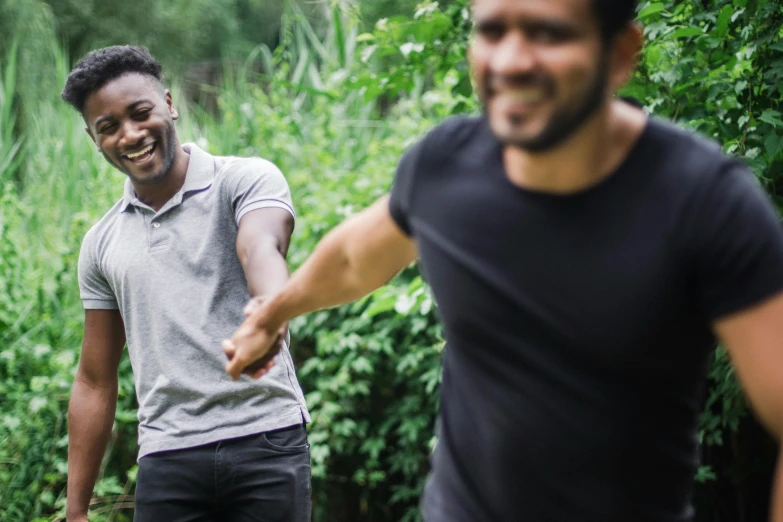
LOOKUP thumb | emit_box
[222,339,236,359]
[225,353,246,381]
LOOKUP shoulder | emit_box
[633,118,764,213]
[643,118,735,182]
[398,116,486,177]
[214,154,284,182]
[78,199,125,276]
[417,115,485,156]
[81,199,125,251]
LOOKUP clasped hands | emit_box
[222,296,288,380]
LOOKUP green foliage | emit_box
[352,0,474,113]
[628,0,783,186]
[45,0,250,69]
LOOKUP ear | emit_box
[85,126,99,150]
[165,90,179,120]
[609,23,643,92]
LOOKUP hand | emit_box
[243,296,290,344]
[222,297,287,380]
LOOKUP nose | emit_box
[490,31,537,76]
[118,120,145,149]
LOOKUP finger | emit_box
[221,339,236,358]
[243,297,264,316]
[225,353,250,381]
[249,360,276,379]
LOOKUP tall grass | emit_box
[0,41,23,184]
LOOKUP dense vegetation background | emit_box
[0,0,782,520]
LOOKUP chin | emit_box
[129,169,167,185]
[490,120,542,147]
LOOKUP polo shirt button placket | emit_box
[149,219,167,250]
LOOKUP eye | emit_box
[133,108,152,120]
[476,21,506,42]
[99,122,117,134]
[528,24,572,44]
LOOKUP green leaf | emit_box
[670,27,704,39]
[638,3,665,19]
[765,134,782,159]
[759,110,783,128]
[716,5,733,37]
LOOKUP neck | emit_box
[132,146,190,211]
[503,99,647,195]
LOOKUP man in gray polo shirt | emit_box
[61,45,311,522]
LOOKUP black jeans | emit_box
[134,424,311,522]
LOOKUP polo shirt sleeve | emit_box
[78,228,119,310]
[227,158,295,225]
[687,159,783,320]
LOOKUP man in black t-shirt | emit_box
[223,0,783,520]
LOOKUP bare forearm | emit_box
[243,242,290,298]
[66,379,118,519]
[261,223,391,327]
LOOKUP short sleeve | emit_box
[688,160,783,320]
[389,141,423,237]
[389,117,479,236]
[78,230,119,310]
[225,158,295,225]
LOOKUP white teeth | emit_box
[126,144,153,159]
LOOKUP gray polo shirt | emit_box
[78,143,310,459]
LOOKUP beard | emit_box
[483,54,609,152]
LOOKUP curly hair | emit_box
[61,45,163,114]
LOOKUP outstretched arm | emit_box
[224,195,417,379]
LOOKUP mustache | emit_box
[485,73,555,93]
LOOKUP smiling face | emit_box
[470,0,614,151]
[83,72,180,185]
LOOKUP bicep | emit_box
[236,207,295,261]
[343,195,418,283]
[714,290,783,436]
[77,309,126,387]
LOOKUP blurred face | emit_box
[84,73,179,185]
[470,0,610,151]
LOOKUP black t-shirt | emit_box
[389,116,783,522]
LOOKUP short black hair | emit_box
[61,45,163,114]
[593,0,639,40]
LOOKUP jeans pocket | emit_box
[261,424,310,453]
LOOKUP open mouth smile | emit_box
[122,142,157,164]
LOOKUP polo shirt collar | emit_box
[119,143,214,213]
